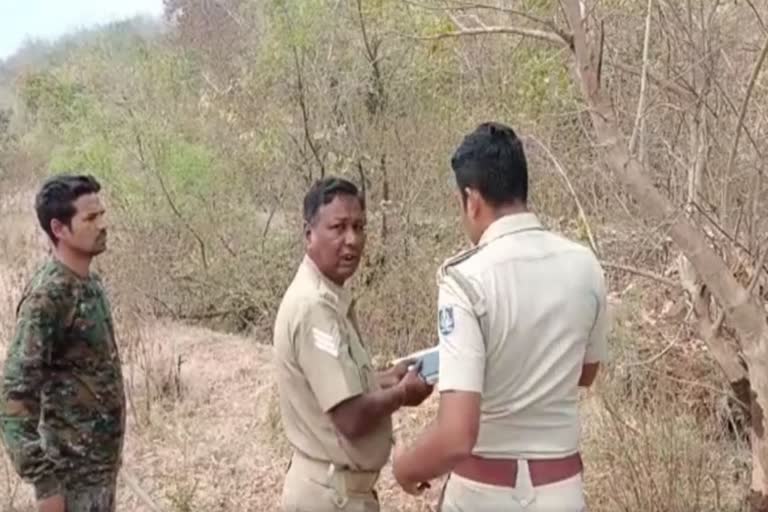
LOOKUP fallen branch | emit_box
[601,261,678,289]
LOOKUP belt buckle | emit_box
[351,471,378,493]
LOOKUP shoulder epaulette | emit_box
[436,243,484,283]
[435,243,490,346]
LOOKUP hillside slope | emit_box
[0,184,749,511]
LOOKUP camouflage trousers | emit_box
[64,484,116,512]
[35,482,116,512]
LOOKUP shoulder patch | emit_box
[438,306,455,336]
[312,327,339,357]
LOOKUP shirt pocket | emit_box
[343,326,376,392]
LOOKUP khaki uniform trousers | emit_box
[281,451,381,512]
[439,460,587,512]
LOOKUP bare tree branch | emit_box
[629,0,654,157]
[711,77,764,160]
[722,32,768,225]
[412,25,570,48]
[744,0,768,35]
[610,60,696,102]
[290,45,326,179]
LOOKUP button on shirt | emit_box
[437,212,609,459]
[273,256,393,471]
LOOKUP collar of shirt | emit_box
[301,254,354,315]
[478,212,544,246]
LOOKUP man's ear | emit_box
[50,218,68,241]
[465,188,481,219]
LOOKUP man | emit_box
[0,174,126,512]
[392,122,610,511]
[273,176,434,512]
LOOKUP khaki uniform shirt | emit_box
[436,212,609,459]
[273,256,392,471]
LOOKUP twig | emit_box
[121,468,165,512]
[176,307,252,321]
[620,331,680,368]
[133,133,209,271]
[119,104,210,270]
[290,45,325,179]
[261,199,281,247]
[645,369,748,406]
[747,245,768,296]
[601,261,678,288]
[710,77,763,160]
[744,0,768,35]
[600,396,643,436]
[629,0,654,157]
[722,31,768,225]
[611,60,696,102]
[526,135,599,255]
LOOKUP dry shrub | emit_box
[0,170,45,511]
[262,381,292,459]
[581,292,750,512]
[119,315,185,427]
[583,385,749,512]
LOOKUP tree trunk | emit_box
[560,0,768,505]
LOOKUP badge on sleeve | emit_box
[438,306,455,336]
[312,327,339,357]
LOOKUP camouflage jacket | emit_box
[0,259,126,497]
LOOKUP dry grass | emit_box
[0,177,752,511]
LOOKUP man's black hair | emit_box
[35,173,101,244]
[303,176,365,224]
[450,121,528,206]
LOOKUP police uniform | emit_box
[434,212,609,511]
[273,255,392,512]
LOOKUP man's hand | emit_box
[398,367,434,406]
[393,444,430,495]
[38,494,66,512]
[378,359,413,389]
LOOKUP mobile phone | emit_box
[414,349,439,385]
[393,346,439,384]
